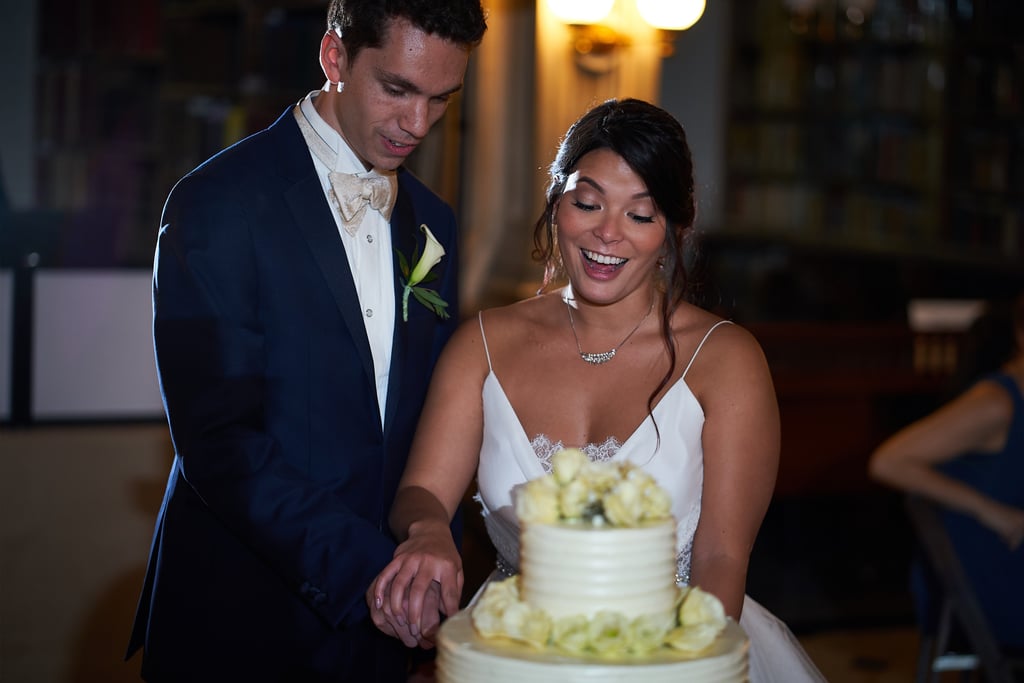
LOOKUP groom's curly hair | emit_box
[327,0,487,62]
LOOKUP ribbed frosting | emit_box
[519,519,678,620]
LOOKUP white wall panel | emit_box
[32,270,162,419]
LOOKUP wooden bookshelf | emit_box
[721,0,1023,272]
[31,0,328,267]
[31,0,467,268]
[711,2,1023,496]
[33,0,163,266]
[155,1,327,210]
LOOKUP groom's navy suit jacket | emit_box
[127,108,460,681]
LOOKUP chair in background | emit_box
[906,494,1024,683]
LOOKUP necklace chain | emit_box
[566,298,654,365]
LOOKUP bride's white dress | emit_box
[473,316,826,682]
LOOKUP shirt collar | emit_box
[299,91,367,175]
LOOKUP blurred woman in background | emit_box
[870,293,1024,648]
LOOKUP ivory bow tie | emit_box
[291,103,398,236]
[328,171,397,236]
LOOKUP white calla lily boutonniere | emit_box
[396,224,450,321]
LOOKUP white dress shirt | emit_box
[299,93,395,427]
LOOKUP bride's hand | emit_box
[367,578,419,647]
[372,520,464,639]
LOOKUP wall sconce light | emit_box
[546,0,624,67]
[547,0,706,71]
[546,0,616,25]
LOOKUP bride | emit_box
[369,98,825,681]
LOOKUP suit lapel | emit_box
[278,114,376,384]
[383,181,417,431]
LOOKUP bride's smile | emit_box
[581,249,627,267]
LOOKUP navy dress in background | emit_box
[930,372,1024,648]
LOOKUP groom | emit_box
[125,1,486,680]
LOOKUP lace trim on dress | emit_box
[474,492,521,576]
[530,434,621,473]
[675,509,698,586]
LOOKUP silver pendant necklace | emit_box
[566,298,654,365]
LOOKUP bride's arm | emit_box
[368,318,488,642]
[688,323,779,619]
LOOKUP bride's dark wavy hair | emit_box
[532,98,698,423]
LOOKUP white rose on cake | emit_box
[577,460,622,498]
[558,477,593,519]
[627,611,677,654]
[551,615,591,654]
[515,450,674,527]
[639,479,672,520]
[500,601,552,648]
[515,475,561,524]
[603,478,644,526]
[474,577,552,648]
[587,612,631,657]
[472,579,521,638]
[552,446,587,484]
[666,586,728,654]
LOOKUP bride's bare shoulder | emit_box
[473,293,564,357]
[673,305,771,391]
[480,293,562,331]
[672,305,762,354]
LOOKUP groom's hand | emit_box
[367,578,443,649]
[414,581,443,647]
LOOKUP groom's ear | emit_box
[319,29,348,84]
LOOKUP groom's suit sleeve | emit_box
[152,157,412,630]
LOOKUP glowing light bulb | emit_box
[636,0,706,31]
[546,0,615,24]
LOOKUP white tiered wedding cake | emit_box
[436,449,749,683]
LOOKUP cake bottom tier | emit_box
[437,610,749,683]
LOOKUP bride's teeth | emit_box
[583,250,626,266]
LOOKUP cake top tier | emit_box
[515,448,673,527]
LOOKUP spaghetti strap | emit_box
[478,311,494,373]
[682,320,734,379]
